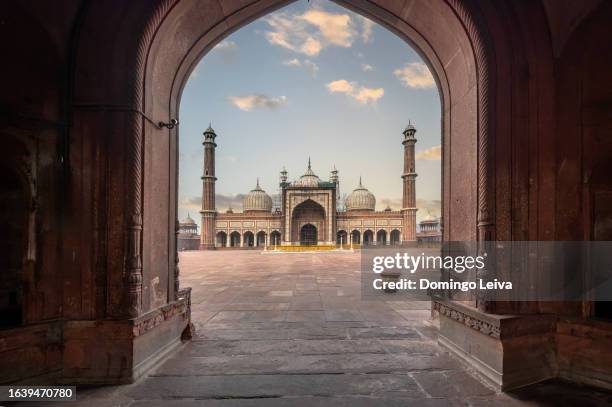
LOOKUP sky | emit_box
[178,0,441,226]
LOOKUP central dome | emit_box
[179,213,196,226]
[243,179,272,212]
[345,178,376,211]
[292,158,321,187]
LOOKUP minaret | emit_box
[199,124,217,250]
[330,165,340,211]
[401,122,418,243]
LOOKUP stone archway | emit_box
[256,231,266,247]
[68,0,495,385]
[216,231,227,248]
[230,231,240,248]
[291,199,326,244]
[0,166,28,328]
[270,231,281,246]
[300,224,318,245]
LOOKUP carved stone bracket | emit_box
[132,287,191,337]
[433,300,501,338]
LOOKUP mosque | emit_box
[178,122,441,250]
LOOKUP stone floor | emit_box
[19,251,612,406]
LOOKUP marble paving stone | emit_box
[126,374,425,399]
[29,251,603,406]
[182,339,388,357]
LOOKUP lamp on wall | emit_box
[158,118,179,129]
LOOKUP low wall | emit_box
[434,299,612,391]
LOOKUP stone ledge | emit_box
[434,299,612,392]
[61,288,192,385]
[433,298,557,339]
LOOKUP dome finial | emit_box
[308,157,311,170]
[359,176,363,187]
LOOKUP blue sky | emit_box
[178,0,441,225]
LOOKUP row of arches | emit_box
[216,230,282,248]
[337,229,401,245]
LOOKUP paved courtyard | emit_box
[27,250,612,406]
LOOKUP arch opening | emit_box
[0,167,28,328]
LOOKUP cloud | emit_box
[326,79,384,105]
[181,194,246,213]
[361,63,375,72]
[283,58,319,76]
[214,40,236,51]
[189,66,200,79]
[393,62,436,89]
[227,94,287,111]
[417,199,442,220]
[360,16,374,43]
[376,198,441,217]
[416,145,442,160]
[264,8,356,56]
[212,40,238,62]
[378,197,402,211]
[301,9,354,47]
[327,79,354,93]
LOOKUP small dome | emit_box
[180,213,196,225]
[226,206,234,214]
[421,212,438,223]
[345,178,376,211]
[403,121,416,133]
[204,123,216,134]
[292,158,321,187]
[243,179,272,212]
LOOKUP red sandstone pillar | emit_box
[200,125,217,250]
[401,122,418,243]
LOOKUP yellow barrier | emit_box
[266,245,337,252]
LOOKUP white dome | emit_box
[421,211,438,223]
[243,179,272,212]
[346,178,376,211]
[292,158,321,187]
[180,213,196,225]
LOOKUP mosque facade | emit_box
[187,123,437,249]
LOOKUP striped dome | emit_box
[243,179,272,212]
[345,178,376,211]
[292,158,321,187]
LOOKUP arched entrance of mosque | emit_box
[64,0,501,388]
[337,230,348,245]
[0,166,28,328]
[216,231,227,248]
[300,224,317,246]
[243,231,254,247]
[270,231,281,246]
[390,229,401,245]
[256,231,267,247]
[291,199,326,244]
[363,230,374,245]
[230,231,241,248]
[351,230,361,245]
[6,0,612,395]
